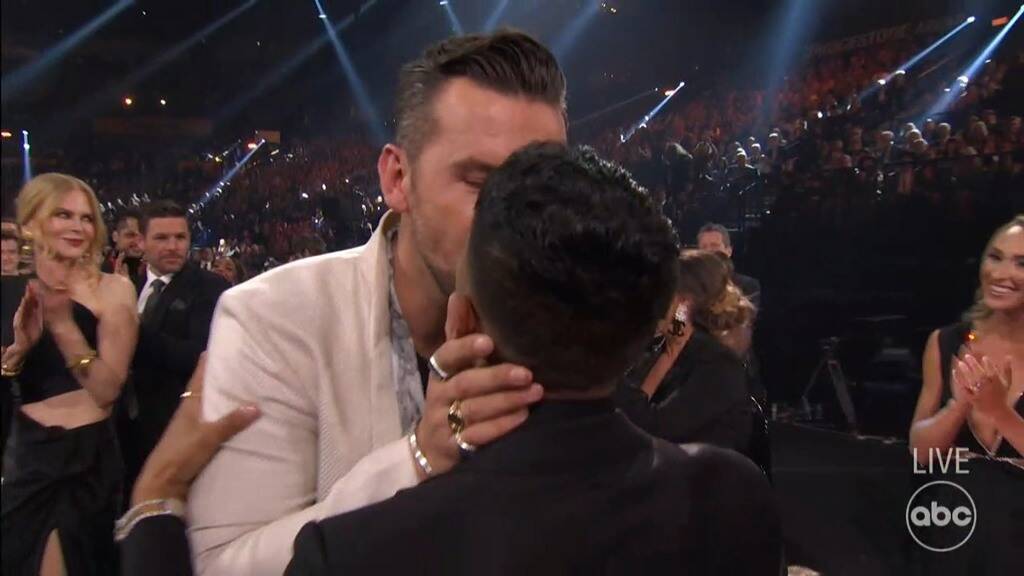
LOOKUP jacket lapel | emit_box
[365,213,403,447]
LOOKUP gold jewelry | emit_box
[455,431,476,452]
[447,399,466,435]
[179,390,200,400]
[66,350,98,371]
[1,361,22,378]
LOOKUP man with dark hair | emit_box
[118,200,230,499]
[285,143,781,575]
[102,208,144,279]
[697,222,761,308]
[189,30,567,574]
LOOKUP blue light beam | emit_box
[2,0,134,101]
[621,81,684,143]
[193,140,265,213]
[214,0,381,126]
[860,16,975,101]
[571,88,659,127]
[928,4,1024,115]
[22,131,32,184]
[552,0,602,61]
[311,0,387,145]
[63,0,258,122]
[483,0,510,32]
[440,1,465,35]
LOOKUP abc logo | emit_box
[905,481,977,552]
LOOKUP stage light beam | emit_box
[311,0,387,145]
[195,140,265,213]
[214,0,381,127]
[22,131,32,184]
[928,4,1024,115]
[859,16,974,102]
[2,0,134,101]
[620,81,684,143]
[483,0,510,31]
[441,1,465,35]
[570,88,659,127]
[552,0,602,60]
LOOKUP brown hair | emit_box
[677,250,755,333]
[395,29,566,161]
[964,214,1024,322]
[16,173,106,270]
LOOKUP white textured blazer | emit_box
[188,212,419,575]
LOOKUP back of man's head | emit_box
[465,143,678,392]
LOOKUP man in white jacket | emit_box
[187,30,568,575]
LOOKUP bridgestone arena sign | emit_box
[807,15,964,57]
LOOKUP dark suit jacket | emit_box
[120,516,192,576]
[615,330,753,453]
[285,400,781,575]
[120,262,229,485]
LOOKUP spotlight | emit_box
[321,183,327,190]
[967,16,976,24]
[957,75,969,84]
[214,156,223,163]
[894,70,906,75]
[318,14,328,19]
[159,98,167,106]
[301,192,310,199]
[246,142,258,150]
[0,131,11,139]
[123,96,133,106]
[877,78,886,85]
[439,0,448,4]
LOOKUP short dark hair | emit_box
[141,201,187,235]
[114,208,143,232]
[698,222,731,248]
[467,143,679,391]
[395,29,566,160]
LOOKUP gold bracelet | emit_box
[66,350,98,371]
[1,362,22,378]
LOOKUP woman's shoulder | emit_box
[97,272,138,305]
[934,321,972,353]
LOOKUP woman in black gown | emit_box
[1,173,138,575]
[911,214,1024,461]
[615,249,757,454]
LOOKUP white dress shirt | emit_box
[188,213,421,575]
[137,267,175,313]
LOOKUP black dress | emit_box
[1,302,122,576]
[937,321,1023,458]
[615,329,753,453]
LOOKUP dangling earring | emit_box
[668,304,688,337]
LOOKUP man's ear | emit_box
[445,292,480,341]
[379,144,411,213]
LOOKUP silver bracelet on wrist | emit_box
[114,498,186,542]
[408,428,434,477]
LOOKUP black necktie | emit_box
[141,279,165,322]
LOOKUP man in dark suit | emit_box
[697,222,761,308]
[285,144,781,575]
[119,200,230,497]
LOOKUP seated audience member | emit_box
[118,356,260,576]
[697,222,761,308]
[117,201,231,500]
[911,215,1024,461]
[615,250,756,454]
[211,256,247,286]
[102,208,145,280]
[285,143,781,575]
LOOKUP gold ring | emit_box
[180,391,200,400]
[455,431,476,452]
[447,400,466,435]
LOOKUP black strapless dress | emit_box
[1,302,122,576]
[938,322,1023,458]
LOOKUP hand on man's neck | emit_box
[392,224,447,358]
